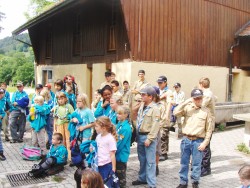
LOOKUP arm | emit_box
[173,98,193,117]
[146,108,160,144]
[94,101,104,118]
[110,151,116,172]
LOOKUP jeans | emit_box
[201,134,212,173]
[45,114,54,145]
[9,110,26,140]
[179,137,203,185]
[0,123,3,152]
[137,133,157,187]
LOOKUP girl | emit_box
[81,169,106,188]
[115,105,132,188]
[108,95,123,125]
[94,85,113,118]
[40,89,54,148]
[28,96,50,156]
[71,93,95,141]
[53,92,74,160]
[238,165,250,188]
[63,75,78,96]
[65,85,77,110]
[53,79,65,106]
[95,116,117,186]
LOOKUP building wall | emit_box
[232,70,250,102]
[112,61,228,102]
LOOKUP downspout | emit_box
[228,39,239,102]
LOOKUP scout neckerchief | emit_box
[137,104,151,130]
[160,86,168,96]
[107,110,116,121]
[101,100,112,117]
[54,104,69,120]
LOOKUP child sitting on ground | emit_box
[238,165,250,188]
[28,133,68,177]
[28,96,50,156]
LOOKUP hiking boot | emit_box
[0,153,6,161]
[192,181,199,188]
[17,139,23,143]
[159,154,168,161]
[132,180,147,185]
[176,184,188,188]
[201,169,211,177]
[46,165,64,175]
[5,136,10,142]
[10,139,17,143]
[32,164,40,170]
[156,165,159,176]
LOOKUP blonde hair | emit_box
[40,89,51,102]
[239,165,250,180]
[34,96,44,104]
[110,95,123,105]
[77,93,89,108]
[117,105,130,115]
[199,77,210,88]
[56,92,68,104]
[95,116,117,141]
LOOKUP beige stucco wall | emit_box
[112,61,228,102]
[232,69,250,102]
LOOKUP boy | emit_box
[1,83,10,141]
[0,88,6,160]
[174,89,213,188]
[28,133,68,177]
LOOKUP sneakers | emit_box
[176,184,188,188]
[0,153,6,161]
[159,154,168,161]
[132,180,147,185]
[10,139,23,143]
[156,165,159,176]
[192,181,199,188]
[5,136,10,142]
[201,169,211,177]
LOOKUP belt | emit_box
[183,134,202,141]
[139,132,149,135]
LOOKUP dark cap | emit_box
[104,71,112,77]
[157,76,167,83]
[0,88,5,93]
[138,70,145,74]
[173,83,181,88]
[16,81,23,86]
[140,86,157,96]
[153,86,160,95]
[36,84,43,89]
[191,89,203,98]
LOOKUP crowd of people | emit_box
[0,71,248,188]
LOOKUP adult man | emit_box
[198,77,216,177]
[174,89,213,188]
[132,86,160,188]
[111,80,122,97]
[157,76,173,161]
[100,71,112,89]
[171,83,185,138]
[9,81,29,143]
[129,70,150,126]
[122,81,131,104]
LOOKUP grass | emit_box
[237,143,250,154]
[217,124,226,131]
[52,175,66,183]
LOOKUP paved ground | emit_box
[0,126,249,188]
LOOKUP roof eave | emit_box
[12,0,77,36]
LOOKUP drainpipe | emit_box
[228,39,239,102]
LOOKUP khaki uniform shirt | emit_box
[100,81,112,89]
[157,101,167,128]
[113,90,123,97]
[173,90,185,105]
[174,102,213,146]
[160,88,173,127]
[122,89,131,104]
[137,102,160,142]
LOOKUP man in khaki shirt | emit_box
[132,86,160,188]
[174,89,213,188]
[99,71,112,89]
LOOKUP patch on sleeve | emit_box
[155,115,160,122]
[119,134,124,140]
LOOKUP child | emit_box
[28,96,50,156]
[81,169,105,188]
[108,95,123,125]
[0,88,6,160]
[95,116,117,186]
[238,165,250,188]
[40,89,54,148]
[115,105,132,188]
[65,85,77,110]
[28,133,68,177]
[1,83,10,141]
[53,79,65,106]
[53,92,74,160]
[71,93,95,141]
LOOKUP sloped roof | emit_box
[12,0,78,35]
[235,20,250,38]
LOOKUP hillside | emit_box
[0,33,31,54]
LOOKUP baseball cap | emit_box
[153,86,160,95]
[173,83,181,88]
[157,76,167,83]
[140,86,157,96]
[0,88,5,93]
[16,81,23,86]
[45,83,52,89]
[191,89,203,98]
[36,84,43,89]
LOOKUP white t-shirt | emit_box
[96,133,117,166]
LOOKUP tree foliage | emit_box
[0,11,6,32]
[25,0,63,19]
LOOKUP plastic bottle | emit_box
[30,106,35,120]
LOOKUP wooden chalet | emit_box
[13,0,250,102]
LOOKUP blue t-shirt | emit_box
[75,108,95,139]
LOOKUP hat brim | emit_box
[192,95,203,98]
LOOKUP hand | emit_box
[112,168,116,172]
[77,126,86,131]
[198,143,206,151]
[72,118,78,123]
[131,90,139,94]
[144,139,151,147]
[29,112,35,116]
[184,98,193,105]
[13,102,18,106]
[102,100,109,108]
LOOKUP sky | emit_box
[0,0,30,39]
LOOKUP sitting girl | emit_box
[28,133,68,177]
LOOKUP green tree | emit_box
[12,62,34,86]
[0,11,5,32]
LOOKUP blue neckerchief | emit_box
[137,105,151,130]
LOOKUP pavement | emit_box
[0,126,249,188]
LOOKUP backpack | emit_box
[71,132,84,166]
[21,146,41,161]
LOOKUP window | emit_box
[46,32,52,59]
[73,14,81,56]
[42,70,53,85]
